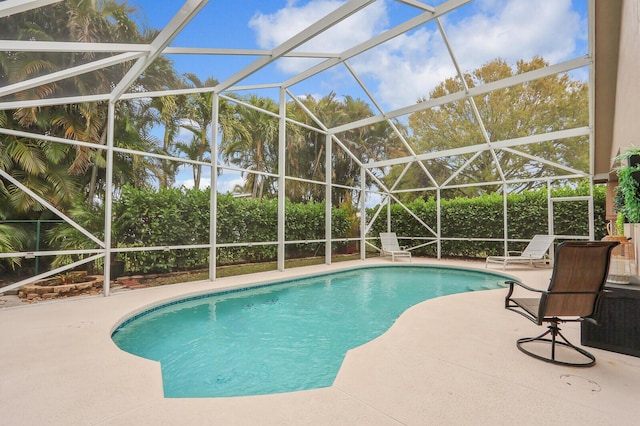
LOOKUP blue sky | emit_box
[130,0,589,191]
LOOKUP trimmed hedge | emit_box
[114,187,350,273]
[115,186,211,273]
[47,184,607,275]
[368,184,607,257]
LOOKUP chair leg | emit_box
[516,322,596,367]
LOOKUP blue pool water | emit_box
[112,266,509,398]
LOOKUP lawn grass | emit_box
[217,253,366,277]
[146,253,373,286]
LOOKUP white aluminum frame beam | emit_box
[441,151,484,187]
[0,249,102,260]
[0,254,103,294]
[0,40,151,53]
[109,0,209,102]
[330,56,591,135]
[0,0,62,18]
[325,133,333,264]
[0,127,218,169]
[368,127,590,169]
[0,40,345,60]
[0,94,110,110]
[501,147,588,177]
[284,0,469,87]
[215,0,376,93]
[437,18,506,182]
[165,47,341,58]
[396,0,435,13]
[102,101,116,296]
[0,169,105,247]
[0,52,143,99]
[408,173,587,191]
[210,92,220,280]
[285,88,390,192]
[277,88,287,271]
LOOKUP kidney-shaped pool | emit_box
[111,265,511,398]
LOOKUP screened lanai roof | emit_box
[0,0,621,179]
[1,0,634,296]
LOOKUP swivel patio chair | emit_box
[380,232,412,262]
[486,234,555,269]
[504,240,619,367]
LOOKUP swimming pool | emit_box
[112,265,510,398]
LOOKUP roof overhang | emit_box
[593,0,622,181]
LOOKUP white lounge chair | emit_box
[486,235,555,269]
[380,232,412,262]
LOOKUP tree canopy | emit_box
[386,57,589,199]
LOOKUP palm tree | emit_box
[0,0,182,271]
[220,95,279,198]
[175,136,210,188]
[2,0,183,201]
[0,110,79,273]
[180,74,218,190]
[0,109,81,215]
[285,93,398,204]
[0,222,29,272]
[150,94,187,188]
[113,99,165,190]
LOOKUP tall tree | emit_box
[150,94,187,188]
[0,0,181,206]
[220,95,278,198]
[180,74,217,190]
[397,57,589,198]
[0,0,180,272]
[287,93,402,204]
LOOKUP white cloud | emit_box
[350,28,453,110]
[176,177,210,190]
[249,0,584,111]
[174,174,245,194]
[249,0,387,74]
[357,0,583,110]
[218,176,245,194]
[448,0,582,67]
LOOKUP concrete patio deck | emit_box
[1,258,639,425]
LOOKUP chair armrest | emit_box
[504,280,544,308]
[505,280,544,293]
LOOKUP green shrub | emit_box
[111,188,350,272]
[47,184,607,273]
[369,184,606,258]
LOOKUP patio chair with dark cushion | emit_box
[504,240,619,367]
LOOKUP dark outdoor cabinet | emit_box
[581,283,640,358]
